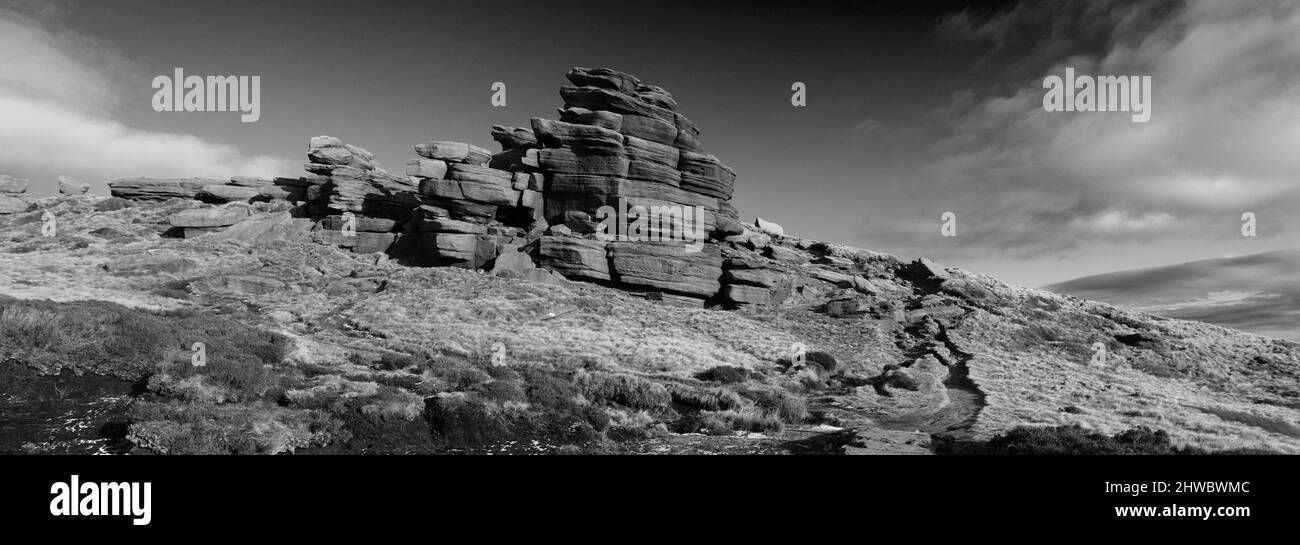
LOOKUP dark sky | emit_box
[3,0,1297,287]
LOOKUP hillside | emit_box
[2,193,1298,454]
[2,67,1298,456]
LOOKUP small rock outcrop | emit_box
[0,175,32,214]
[58,176,90,196]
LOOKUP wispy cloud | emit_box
[868,0,1300,260]
[0,6,293,194]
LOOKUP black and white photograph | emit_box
[0,0,1295,530]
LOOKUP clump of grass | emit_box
[737,386,809,423]
[0,297,290,401]
[695,407,783,435]
[664,382,744,411]
[423,365,611,450]
[475,379,527,403]
[127,400,343,455]
[695,366,751,384]
[575,371,671,411]
[417,358,492,394]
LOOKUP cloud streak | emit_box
[868,0,1300,261]
[0,7,293,194]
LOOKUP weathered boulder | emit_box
[627,161,682,187]
[913,258,950,281]
[673,127,703,153]
[566,67,641,94]
[623,135,680,166]
[754,217,784,237]
[533,148,630,177]
[490,243,537,277]
[446,164,514,186]
[109,178,221,200]
[618,114,677,145]
[561,86,675,125]
[546,174,714,210]
[198,184,262,203]
[207,212,314,245]
[538,236,610,281]
[457,180,522,207]
[723,268,786,288]
[608,241,722,298]
[414,141,492,166]
[0,175,29,194]
[722,284,772,306]
[327,168,424,219]
[228,176,273,188]
[405,158,448,179]
[312,229,396,254]
[308,135,376,171]
[678,152,735,199]
[558,107,623,131]
[320,214,398,233]
[765,245,808,264]
[57,176,90,195]
[635,84,677,110]
[0,195,30,214]
[531,118,624,150]
[490,125,537,150]
[418,217,487,234]
[168,207,250,228]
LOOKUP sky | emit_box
[1,0,1297,288]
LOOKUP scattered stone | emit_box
[168,207,250,228]
[558,107,623,131]
[406,158,449,179]
[0,195,30,214]
[415,141,493,165]
[914,258,950,281]
[608,241,722,298]
[0,175,29,194]
[109,178,222,200]
[490,125,538,150]
[57,176,90,195]
[198,184,262,203]
[532,118,624,150]
[754,217,784,237]
[538,236,610,281]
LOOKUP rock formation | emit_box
[58,176,90,196]
[0,175,32,214]
[90,67,793,308]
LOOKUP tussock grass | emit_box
[665,382,744,411]
[575,370,671,411]
[127,400,342,455]
[0,296,289,398]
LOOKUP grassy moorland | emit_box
[2,195,1299,454]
